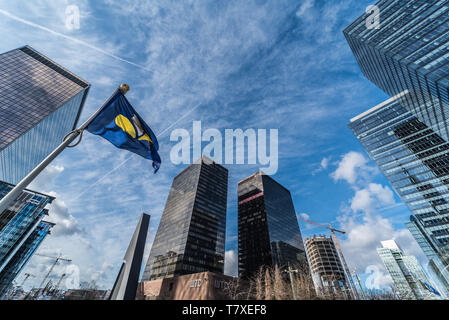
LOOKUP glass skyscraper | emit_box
[0,181,55,297]
[0,221,53,298]
[344,0,449,142]
[377,240,440,300]
[349,94,449,296]
[142,156,228,281]
[346,0,449,297]
[344,0,449,141]
[0,46,90,184]
[237,171,306,278]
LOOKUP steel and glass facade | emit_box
[0,221,53,297]
[344,0,449,142]
[0,181,54,297]
[349,94,449,296]
[0,46,90,184]
[142,156,228,281]
[407,215,449,296]
[346,0,449,297]
[237,172,306,278]
[377,240,440,300]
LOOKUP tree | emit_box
[291,262,319,300]
[223,277,245,300]
[273,265,288,300]
[247,264,319,300]
[253,266,265,300]
[264,267,273,300]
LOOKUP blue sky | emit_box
[0,0,434,291]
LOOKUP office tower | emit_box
[0,181,55,297]
[407,216,449,297]
[0,46,90,184]
[344,0,449,142]
[377,240,440,300]
[304,236,353,300]
[237,171,306,278]
[142,156,228,281]
[0,221,53,298]
[349,94,449,296]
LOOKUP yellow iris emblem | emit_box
[115,114,153,144]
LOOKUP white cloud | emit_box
[25,165,83,237]
[365,264,393,290]
[296,0,314,18]
[321,157,330,170]
[312,156,331,175]
[298,213,316,230]
[331,148,427,291]
[46,196,83,237]
[299,213,310,220]
[338,213,426,289]
[350,183,395,214]
[224,250,238,277]
[331,151,376,185]
[28,164,64,192]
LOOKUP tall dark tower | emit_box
[142,156,228,281]
[238,172,306,278]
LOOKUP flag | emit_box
[86,90,161,172]
[421,281,441,296]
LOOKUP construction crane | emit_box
[21,273,35,287]
[5,273,35,300]
[35,253,72,293]
[52,273,66,299]
[353,268,367,300]
[298,217,360,300]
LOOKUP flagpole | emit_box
[0,84,130,215]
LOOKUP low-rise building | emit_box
[137,271,237,300]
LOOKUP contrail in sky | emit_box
[0,8,204,201]
[0,8,150,71]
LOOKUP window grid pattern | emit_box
[344,0,449,142]
[142,157,228,281]
[305,236,353,300]
[377,245,437,300]
[0,181,53,269]
[349,98,449,295]
[0,46,89,184]
[0,221,53,297]
[0,181,54,297]
[237,172,306,278]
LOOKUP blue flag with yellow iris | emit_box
[421,281,441,297]
[86,91,161,173]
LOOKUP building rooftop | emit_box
[349,90,409,123]
[380,239,402,252]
